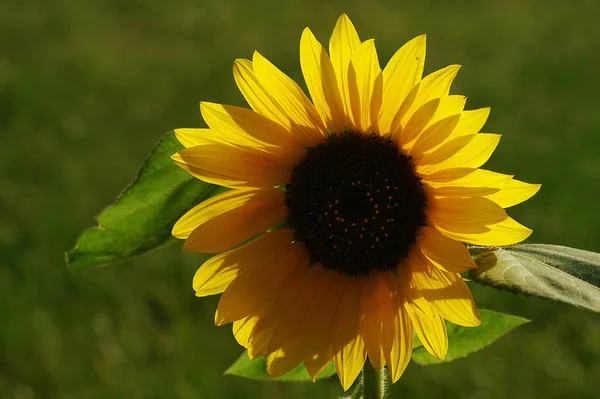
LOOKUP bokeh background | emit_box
[2,0,600,398]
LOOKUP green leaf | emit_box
[469,244,600,313]
[225,351,336,382]
[411,309,528,365]
[66,131,221,269]
[350,379,364,399]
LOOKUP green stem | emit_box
[361,362,388,399]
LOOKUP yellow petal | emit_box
[432,216,533,246]
[452,107,491,138]
[428,95,467,127]
[290,272,339,380]
[400,95,466,151]
[174,128,216,148]
[417,226,476,273]
[266,346,304,378]
[172,189,247,239]
[261,267,339,377]
[329,13,361,128]
[304,270,345,380]
[396,65,461,130]
[193,229,295,297]
[172,144,291,189]
[233,316,259,349]
[233,58,291,130]
[416,134,476,166]
[434,107,490,147]
[200,102,304,164]
[382,276,413,383]
[409,114,461,156]
[359,273,392,371]
[378,34,426,135]
[335,336,366,391]
[409,252,481,327]
[423,168,513,189]
[252,51,326,146]
[175,128,255,149]
[398,98,440,145]
[428,196,508,230]
[333,277,367,391]
[348,39,382,132]
[428,185,500,198]
[215,236,308,325]
[404,297,448,359]
[247,270,332,365]
[417,133,501,175]
[180,189,286,253]
[300,28,345,133]
[485,179,541,208]
[249,265,322,355]
[262,266,324,377]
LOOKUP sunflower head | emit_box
[171,13,540,391]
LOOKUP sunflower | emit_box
[171,14,539,390]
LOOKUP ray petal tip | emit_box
[173,129,186,144]
[233,58,251,67]
[171,222,185,238]
[450,64,463,73]
[408,33,427,47]
[252,50,264,62]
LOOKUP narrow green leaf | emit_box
[411,309,528,365]
[469,244,600,313]
[225,351,336,382]
[350,379,364,399]
[66,131,220,269]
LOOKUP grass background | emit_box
[2,0,600,398]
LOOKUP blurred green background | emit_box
[2,0,600,398]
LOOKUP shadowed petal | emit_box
[193,229,295,297]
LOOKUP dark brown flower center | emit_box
[284,131,427,277]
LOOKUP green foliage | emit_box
[225,352,336,382]
[411,309,529,365]
[66,132,218,269]
[470,245,600,313]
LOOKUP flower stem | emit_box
[361,362,388,399]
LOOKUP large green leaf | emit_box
[66,131,219,269]
[412,309,528,365]
[225,351,337,382]
[470,244,600,313]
